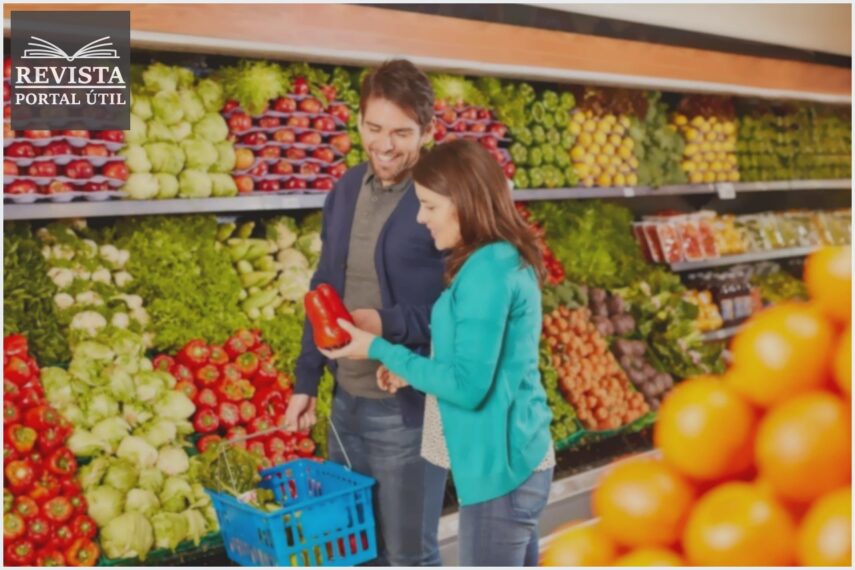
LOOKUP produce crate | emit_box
[578,411,657,445]
[207,459,376,567]
[554,418,587,451]
[98,531,224,566]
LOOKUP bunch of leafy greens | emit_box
[539,344,581,445]
[215,60,290,116]
[3,222,70,364]
[631,91,687,188]
[113,215,248,352]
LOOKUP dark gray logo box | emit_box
[11,11,130,130]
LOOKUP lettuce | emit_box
[100,511,154,560]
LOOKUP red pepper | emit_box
[50,524,75,550]
[305,283,355,349]
[14,496,39,520]
[37,426,64,454]
[4,400,20,425]
[175,380,198,401]
[4,512,25,541]
[6,540,35,566]
[195,364,221,388]
[217,401,240,429]
[235,351,260,378]
[249,414,274,434]
[70,514,96,540]
[275,371,294,391]
[4,378,21,401]
[238,400,257,424]
[253,360,278,386]
[152,354,174,372]
[68,494,87,516]
[225,426,248,449]
[208,345,229,367]
[4,356,32,385]
[253,343,274,360]
[268,451,287,466]
[7,424,37,454]
[27,451,45,478]
[5,459,35,493]
[4,335,29,358]
[296,438,317,457]
[24,405,60,430]
[253,387,286,417]
[28,515,52,545]
[47,448,77,478]
[221,363,242,383]
[193,408,220,433]
[232,329,259,350]
[44,496,73,524]
[5,488,14,513]
[65,538,99,566]
[238,379,255,400]
[177,339,210,369]
[193,387,218,410]
[247,440,266,458]
[282,434,297,455]
[60,479,82,499]
[224,336,247,360]
[29,472,60,504]
[266,435,287,456]
[36,549,66,567]
[216,377,245,403]
[5,441,19,463]
[18,385,43,409]
[170,363,194,384]
[196,434,222,453]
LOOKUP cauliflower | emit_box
[53,293,74,310]
[75,292,104,306]
[47,267,74,289]
[91,268,112,285]
[41,245,52,259]
[100,244,120,264]
[114,272,133,288]
[81,239,98,258]
[72,267,91,281]
[117,250,131,268]
[70,311,107,336]
[111,313,131,329]
[131,308,150,327]
[124,295,144,310]
[52,244,75,261]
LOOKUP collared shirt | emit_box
[336,167,410,398]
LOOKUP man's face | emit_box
[359,97,433,185]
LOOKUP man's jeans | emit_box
[328,389,436,566]
[422,463,553,567]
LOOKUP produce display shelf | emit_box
[5,179,850,221]
[701,325,743,343]
[670,245,820,272]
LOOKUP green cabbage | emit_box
[152,511,189,551]
[146,120,176,143]
[154,173,180,200]
[138,467,166,494]
[210,141,236,173]
[131,93,153,120]
[125,173,159,200]
[142,419,177,449]
[104,458,139,492]
[178,170,212,199]
[145,143,185,176]
[178,90,205,123]
[86,485,124,526]
[196,78,225,113]
[116,436,158,468]
[157,447,190,476]
[192,113,228,143]
[100,511,155,561]
[125,488,161,517]
[160,477,193,513]
[170,121,193,142]
[210,173,238,197]
[155,391,195,422]
[180,139,217,170]
[78,456,110,490]
[127,114,147,145]
[152,91,184,125]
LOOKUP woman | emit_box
[322,139,554,566]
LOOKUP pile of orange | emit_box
[542,246,851,566]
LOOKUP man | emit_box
[283,59,446,566]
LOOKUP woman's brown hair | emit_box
[412,139,546,286]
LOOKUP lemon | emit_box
[705,131,717,142]
[583,120,597,133]
[722,122,736,135]
[594,131,608,145]
[703,171,716,183]
[578,132,593,147]
[621,138,635,150]
[597,173,613,187]
[573,111,586,124]
[589,143,602,156]
[684,144,699,157]
[618,146,633,160]
[711,161,723,172]
[690,171,704,184]
[569,122,582,136]
[619,116,631,129]
[583,153,595,165]
[626,172,638,186]
[728,170,740,182]
[690,116,706,128]
[570,146,586,161]
[609,134,622,147]
[682,160,696,172]
[604,114,617,124]
[613,172,627,186]
[574,163,591,178]
[596,154,610,167]
[716,171,729,182]
[673,114,688,126]
[603,144,616,156]
[582,176,595,188]
[629,157,639,169]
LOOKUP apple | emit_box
[441,109,456,124]
[6,142,36,158]
[222,100,240,114]
[479,136,499,150]
[3,105,9,120]
[62,130,90,139]
[453,121,468,133]
[300,163,321,176]
[286,116,310,129]
[285,148,307,160]
[65,160,95,179]
[103,162,129,181]
[241,132,267,146]
[23,130,52,139]
[4,124,16,139]
[42,141,72,156]
[229,112,252,133]
[234,175,254,193]
[312,117,336,132]
[259,116,281,129]
[469,123,487,134]
[460,108,478,121]
[311,178,335,191]
[235,148,255,170]
[2,83,8,102]
[83,181,109,192]
[97,130,124,143]
[284,177,307,190]
[249,161,269,177]
[488,123,508,138]
[81,144,109,157]
[298,132,322,145]
[502,162,517,179]
[3,58,11,79]
[27,161,58,177]
[44,180,72,194]
[434,100,447,112]
[434,123,447,142]
[273,97,297,113]
[257,179,280,192]
[328,104,350,124]
[312,148,335,163]
[298,98,323,114]
[320,84,337,103]
[326,163,347,178]
[329,134,351,154]
[293,77,309,96]
[259,146,281,159]
[7,180,37,194]
[478,108,492,120]
[272,160,294,175]
[273,129,296,144]
[4,160,18,176]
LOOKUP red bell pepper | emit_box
[195,364,221,388]
[28,515,52,545]
[5,488,14,513]
[217,401,240,429]
[6,540,35,566]
[296,438,317,457]
[36,549,66,567]
[47,448,77,478]
[4,356,32,385]
[50,524,75,550]
[18,385,43,409]
[5,459,35,494]
[65,538,99,566]
[253,387,286,417]
[29,472,60,504]
[28,451,45,477]
[68,494,87,516]
[193,408,220,433]
[247,440,266,458]
[193,387,218,410]
[170,363,194,384]
[4,512,25,541]
[249,415,274,434]
[4,335,29,358]
[13,496,39,520]
[7,423,37,454]
[37,426,65,454]
[304,284,354,349]
[177,339,210,369]
[61,479,82,499]
[235,352,260,378]
[152,354,174,372]
[225,426,248,449]
[4,400,20,425]
[266,435,287,456]
[253,360,278,386]
[208,345,229,367]
[238,400,257,424]
[24,405,61,430]
[5,378,21,401]
[71,514,97,540]
[223,336,247,360]
[253,343,274,360]
[216,378,245,403]
[221,363,242,383]
[175,380,198,401]
[268,451,287,466]
[196,434,222,453]
[275,371,294,391]
[44,496,73,524]
[5,441,18,463]
[232,329,259,350]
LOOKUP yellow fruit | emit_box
[705,131,717,142]
[570,146,585,161]
[690,171,704,184]
[797,487,851,566]
[804,246,852,324]
[613,173,627,186]
[673,114,688,126]
[593,131,608,145]
[597,174,613,187]
[578,132,593,147]
[690,116,706,128]
[712,142,723,153]
[726,134,737,145]
[684,144,699,157]
[700,142,712,153]
[833,326,851,395]
[618,146,633,160]
[621,138,635,150]
[581,176,595,188]
[606,165,617,177]
[619,116,631,128]
[728,171,740,182]
[542,522,618,566]
[713,123,723,133]
[615,548,684,566]
[603,144,616,156]
[629,157,639,169]
[708,116,718,125]
[696,161,709,172]
[727,154,738,165]
[711,161,723,173]
[583,153,595,166]
[716,172,729,182]
[682,161,696,173]
[574,163,591,178]
[596,154,609,167]
[573,111,586,124]
[589,143,602,156]
[604,113,617,124]
[703,171,716,183]
[613,124,626,136]
[685,128,700,142]
[610,155,622,167]
[569,122,582,136]
[583,120,597,133]
[591,164,603,176]
[585,110,594,119]
[626,173,638,186]
[609,134,622,146]
[722,122,736,135]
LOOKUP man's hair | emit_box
[360,59,435,132]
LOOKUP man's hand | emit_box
[377,365,409,395]
[281,394,317,432]
[351,309,382,336]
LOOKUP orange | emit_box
[614,547,684,566]
[592,458,695,548]
[654,376,756,481]
[755,390,851,504]
[833,325,851,396]
[683,481,797,565]
[797,486,851,566]
[804,246,851,324]
[728,302,834,407]
[540,521,617,566]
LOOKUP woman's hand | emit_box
[377,365,409,394]
[319,319,376,361]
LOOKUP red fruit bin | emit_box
[206,457,377,567]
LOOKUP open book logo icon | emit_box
[22,35,119,61]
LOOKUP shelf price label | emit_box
[622,187,636,198]
[716,183,737,200]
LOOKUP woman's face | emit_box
[415,183,462,251]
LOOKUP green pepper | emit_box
[513,169,530,190]
[532,125,546,144]
[528,147,543,168]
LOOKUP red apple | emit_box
[469,123,487,134]
[312,117,335,132]
[286,116,310,129]
[293,77,309,96]
[285,148,307,160]
[320,84,337,103]
[298,132,322,145]
[23,130,52,139]
[273,129,296,144]
[298,98,322,114]
[4,160,18,175]
[434,123,447,142]
[477,108,491,120]
[257,179,280,192]
[259,116,281,129]
[453,121,468,133]
[235,148,254,170]
[329,134,351,154]
[273,97,297,113]
[461,108,478,121]
[6,142,36,158]
[7,180,37,194]
[503,162,517,179]
[441,109,456,124]
[103,162,129,181]
[3,58,11,79]
[44,180,72,194]
[2,83,8,102]
[312,148,335,163]
[42,141,72,156]
[249,161,269,177]
[259,146,281,159]
[284,177,307,190]
[27,161,57,177]
[222,100,240,113]
[488,123,508,138]
[311,178,335,191]
[434,100,447,112]
[229,113,252,133]
[65,160,95,179]
[81,144,109,157]
[328,103,350,124]
[62,130,90,139]
[241,132,267,146]
[83,181,109,192]
[234,175,254,193]
[326,163,347,178]
[479,136,499,150]
[272,160,294,175]
[300,163,321,176]
[97,130,124,143]
[4,124,16,139]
